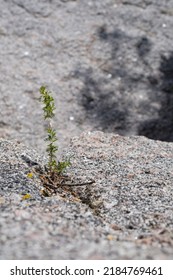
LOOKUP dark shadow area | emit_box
[138,52,173,141]
[74,24,173,141]
[74,67,129,132]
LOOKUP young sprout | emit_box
[39,86,71,176]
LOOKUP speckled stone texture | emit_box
[0,132,173,259]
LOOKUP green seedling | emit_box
[39,86,71,178]
[38,86,94,197]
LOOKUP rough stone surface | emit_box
[0,0,173,155]
[1,0,173,260]
[0,132,173,259]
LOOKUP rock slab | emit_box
[0,131,173,259]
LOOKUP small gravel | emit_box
[0,132,173,259]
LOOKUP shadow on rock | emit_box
[74,25,173,141]
[75,67,129,133]
[139,52,173,141]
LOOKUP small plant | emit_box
[38,85,94,197]
[39,86,71,178]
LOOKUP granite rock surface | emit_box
[0,131,173,259]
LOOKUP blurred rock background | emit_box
[1,0,173,155]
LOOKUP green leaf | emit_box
[39,85,71,176]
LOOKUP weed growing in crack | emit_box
[39,86,71,179]
[38,85,94,197]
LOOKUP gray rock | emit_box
[0,132,173,259]
[0,0,173,156]
[0,139,46,201]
